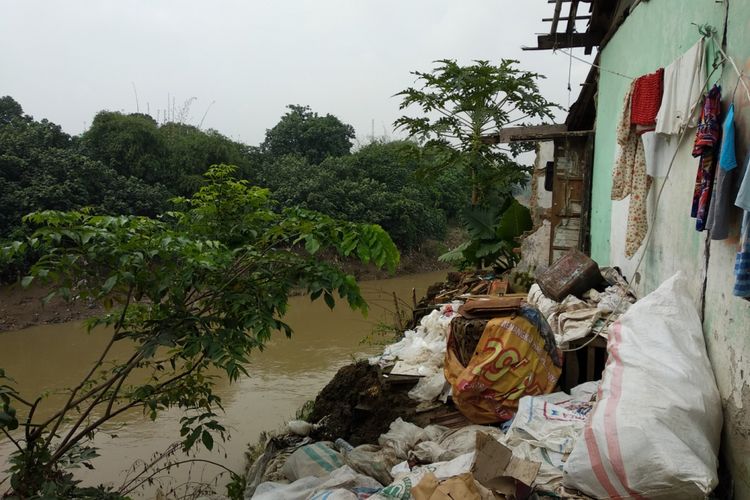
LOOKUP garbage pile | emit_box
[244,251,723,499]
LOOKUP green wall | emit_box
[590,0,725,264]
[592,1,750,496]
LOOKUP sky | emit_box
[1,1,594,147]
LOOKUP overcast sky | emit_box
[1,1,593,147]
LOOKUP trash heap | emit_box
[244,252,724,500]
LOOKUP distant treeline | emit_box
[0,98,468,261]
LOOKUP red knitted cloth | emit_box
[630,68,664,126]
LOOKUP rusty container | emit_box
[536,250,603,301]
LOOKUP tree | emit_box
[81,111,167,183]
[0,165,398,497]
[394,59,557,206]
[261,140,457,250]
[159,122,253,196]
[261,105,355,164]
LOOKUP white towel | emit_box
[655,38,706,135]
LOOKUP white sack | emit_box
[563,272,722,499]
[505,385,596,454]
[253,465,381,500]
[282,442,345,481]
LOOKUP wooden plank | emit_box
[482,125,593,144]
[567,0,581,34]
[523,32,602,51]
[482,124,566,144]
[542,15,590,21]
[549,0,563,36]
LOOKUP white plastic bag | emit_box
[563,272,722,499]
[378,418,427,460]
[342,444,399,486]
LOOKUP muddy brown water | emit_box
[0,270,446,497]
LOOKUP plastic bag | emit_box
[378,418,428,460]
[373,303,460,405]
[437,425,504,460]
[505,385,596,454]
[407,372,447,403]
[444,309,562,424]
[282,441,345,481]
[563,272,722,499]
[342,444,400,486]
[253,465,382,500]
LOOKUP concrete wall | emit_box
[591,0,750,495]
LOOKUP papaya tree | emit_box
[0,164,398,498]
[394,59,557,206]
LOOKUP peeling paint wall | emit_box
[591,0,750,496]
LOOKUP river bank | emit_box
[0,270,450,497]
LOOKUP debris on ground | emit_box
[244,252,725,500]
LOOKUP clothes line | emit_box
[552,47,635,81]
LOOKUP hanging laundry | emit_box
[691,85,721,231]
[706,104,739,240]
[719,103,737,170]
[733,212,750,298]
[735,158,750,298]
[630,68,664,131]
[655,38,706,135]
[642,131,679,178]
[737,153,750,212]
[612,80,652,258]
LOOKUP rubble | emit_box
[244,255,724,500]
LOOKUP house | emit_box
[518,0,750,496]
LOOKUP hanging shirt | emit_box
[691,85,721,232]
[612,80,652,258]
[736,152,750,212]
[734,158,750,298]
[719,103,737,170]
[733,212,750,298]
[705,164,739,240]
[706,105,740,240]
[655,38,706,135]
[630,68,664,131]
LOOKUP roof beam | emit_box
[482,124,571,144]
[542,15,591,21]
[522,32,601,51]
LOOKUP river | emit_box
[0,270,446,497]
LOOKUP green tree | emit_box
[394,59,557,206]
[159,122,253,195]
[0,165,398,497]
[262,141,456,250]
[261,105,355,164]
[0,99,168,240]
[81,111,167,183]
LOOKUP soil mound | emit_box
[308,360,417,445]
